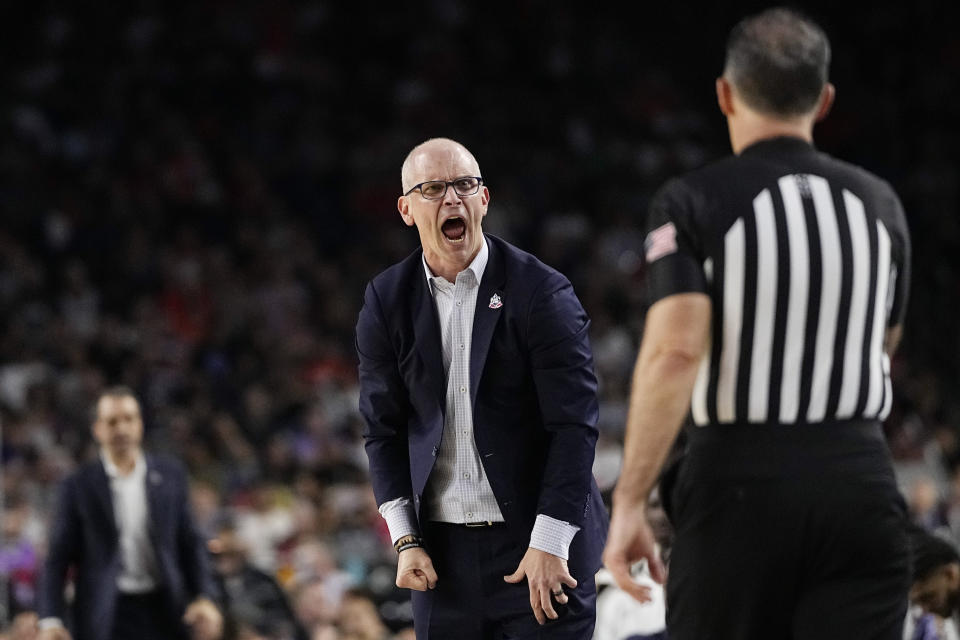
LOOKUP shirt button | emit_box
[456,300,462,306]
[459,344,465,350]
[462,430,469,435]
[466,512,473,518]
[460,386,466,393]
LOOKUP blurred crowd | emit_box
[0,1,957,638]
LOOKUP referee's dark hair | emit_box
[723,7,831,117]
[909,524,960,582]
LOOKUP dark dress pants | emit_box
[411,522,597,640]
[111,591,188,640]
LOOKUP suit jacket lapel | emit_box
[470,237,506,405]
[144,455,166,545]
[92,461,118,539]
[412,263,447,410]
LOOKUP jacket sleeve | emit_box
[527,270,600,527]
[356,280,414,506]
[37,476,81,620]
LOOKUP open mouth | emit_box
[441,216,467,243]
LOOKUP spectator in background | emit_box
[292,578,341,640]
[906,526,960,639]
[336,590,389,640]
[233,484,298,573]
[37,387,223,640]
[910,475,952,534]
[288,539,354,606]
[208,519,307,640]
[1,493,44,618]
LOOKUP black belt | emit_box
[431,520,505,528]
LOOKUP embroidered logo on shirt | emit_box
[644,222,678,263]
[488,293,503,309]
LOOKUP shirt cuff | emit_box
[529,514,580,560]
[378,497,420,544]
[38,618,66,631]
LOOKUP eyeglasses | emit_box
[403,176,484,200]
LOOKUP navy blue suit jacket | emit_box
[357,234,607,580]
[38,454,218,640]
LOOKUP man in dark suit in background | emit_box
[37,387,223,640]
[356,138,608,639]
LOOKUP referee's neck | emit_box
[728,114,814,155]
[720,79,832,155]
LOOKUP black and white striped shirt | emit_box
[643,137,911,427]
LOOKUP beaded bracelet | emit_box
[393,534,424,552]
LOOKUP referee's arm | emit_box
[885,325,903,356]
[885,188,911,359]
[603,292,711,601]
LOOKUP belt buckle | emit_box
[464,520,493,528]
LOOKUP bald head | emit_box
[401,138,481,193]
[396,137,489,283]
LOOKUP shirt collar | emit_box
[422,236,489,292]
[739,135,816,157]
[101,450,146,479]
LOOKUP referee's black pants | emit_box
[411,521,597,640]
[664,420,910,640]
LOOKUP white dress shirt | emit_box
[379,239,580,559]
[102,450,160,593]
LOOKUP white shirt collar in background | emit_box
[101,450,146,479]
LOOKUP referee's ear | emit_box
[716,77,735,117]
[814,83,835,123]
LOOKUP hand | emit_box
[603,498,663,603]
[183,597,223,640]
[396,546,438,591]
[503,547,578,625]
[37,626,72,640]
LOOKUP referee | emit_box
[604,7,911,639]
